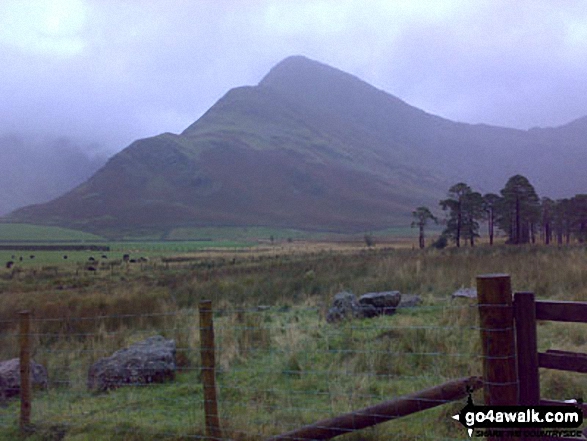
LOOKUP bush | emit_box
[364,234,375,247]
[431,234,448,249]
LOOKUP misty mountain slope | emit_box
[0,135,106,216]
[9,85,440,234]
[258,56,587,196]
[5,56,587,236]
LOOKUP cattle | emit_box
[6,261,14,269]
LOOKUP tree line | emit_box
[411,174,587,248]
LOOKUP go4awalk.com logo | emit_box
[452,393,584,438]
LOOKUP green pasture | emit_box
[0,241,253,268]
[0,223,105,242]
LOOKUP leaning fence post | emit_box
[19,310,32,432]
[199,300,222,440]
[476,274,518,406]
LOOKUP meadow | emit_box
[0,230,585,440]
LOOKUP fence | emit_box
[0,303,481,439]
[476,274,587,441]
[1,274,586,440]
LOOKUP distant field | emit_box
[0,223,105,242]
[0,222,427,268]
[167,225,422,241]
[167,226,321,241]
[0,241,256,268]
[0,223,421,242]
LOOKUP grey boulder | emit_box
[87,335,176,391]
[398,294,423,308]
[359,291,401,315]
[326,292,370,323]
[326,291,404,323]
[452,288,477,299]
[0,358,48,399]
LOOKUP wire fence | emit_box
[0,298,486,440]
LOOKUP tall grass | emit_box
[0,244,585,439]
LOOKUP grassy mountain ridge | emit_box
[6,56,587,237]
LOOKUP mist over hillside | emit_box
[5,56,587,237]
[0,134,106,215]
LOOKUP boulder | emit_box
[87,335,176,392]
[452,288,477,299]
[327,291,404,323]
[398,294,422,308]
[0,358,48,399]
[326,292,367,323]
[359,291,401,315]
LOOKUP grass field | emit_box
[0,223,105,242]
[0,221,422,269]
[0,242,585,440]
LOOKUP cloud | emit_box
[1,0,587,155]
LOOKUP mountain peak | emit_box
[259,55,370,92]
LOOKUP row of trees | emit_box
[411,174,587,248]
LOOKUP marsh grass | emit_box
[0,244,585,439]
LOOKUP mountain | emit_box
[0,135,106,216]
[5,56,587,237]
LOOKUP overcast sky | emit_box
[2,0,587,155]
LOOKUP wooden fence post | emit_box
[513,292,539,406]
[19,310,31,432]
[476,274,518,406]
[199,300,222,440]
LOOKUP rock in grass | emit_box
[326,291,403,322]
[358,291,401,315]
[87,335,176,392]
[326,292,373,323]
[451,288,477,299]
[397,294,422,308]
[0,358,48,399]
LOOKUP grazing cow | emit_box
[123,254,130,262]
[101,255,108,259]
[87,266,96,272]
[129,259,137,263]
[29,255,35,259]
[19,257,22,261]
[6,261,14,269]
[88,256,96,262]
[63,255,68,259]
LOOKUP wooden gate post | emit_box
[199,300,222,440]
[19,310,32,432]
[476,274,518,406]
[513,292,539,406]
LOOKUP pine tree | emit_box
[483,193,501,246]
[440,183,483,247]
[498,175,540,244]
[411,206,437,249]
